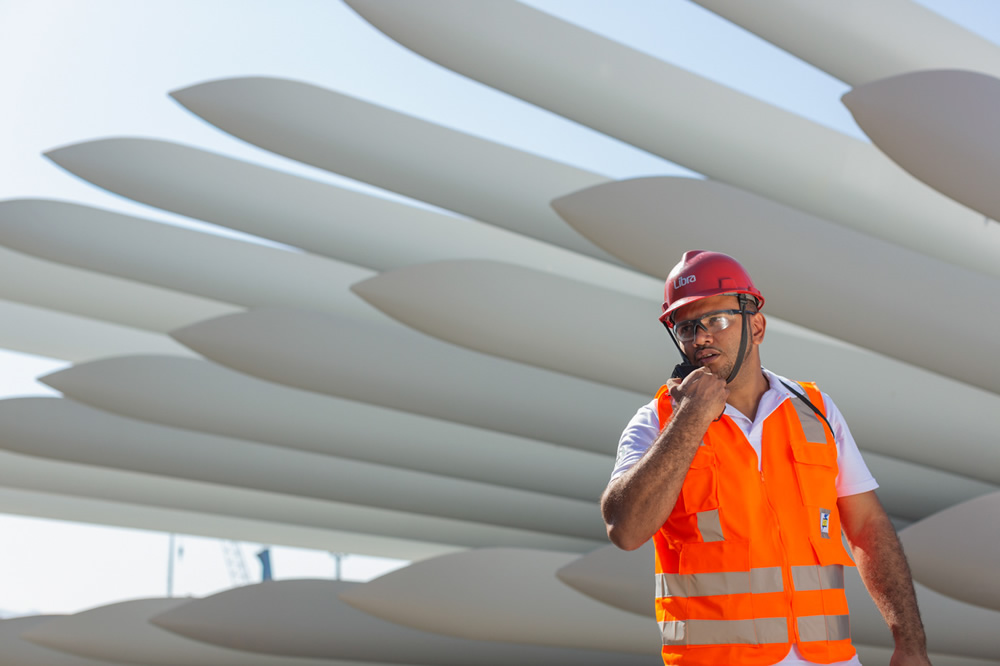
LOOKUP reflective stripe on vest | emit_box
[696,508,725,542]
[660,617,789,646]
[789,392,829,444]
[659,614,850,647]
[798,614,851,642]
[792,564,845,592]
[655,566,783,598]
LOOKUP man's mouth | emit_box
[696,350,720,365]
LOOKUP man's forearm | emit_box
[602,368,728,551]
[601,400,711,550]
[848,511,929,658]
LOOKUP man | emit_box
[601,250,930,666]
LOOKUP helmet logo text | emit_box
[674,275,697,288]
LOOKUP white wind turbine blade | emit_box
[857,451,995,523]
[41,356,611,502]
[0,616,140,666]
[168,77,616,262]
[0,199,379,323]
[44,137,656,296]
[0,300,195,362]
[555,542,655,617]
[689,0,1000,85]
[0,245,236,332]
[844,69,1000,225]
[551,176,1000,396]
[170,307,648,454]
[899,490,1000,612]
[343,0,1000,278]
[0,447,577,556]
[20,599,399,666]
[338,548,659,654]
[351,259,661,393]
[555,541,1000,659]
[353,258,1000,488]
[0,484,454,560]
[0,397,605,545]
[150,579,655,666]
[840,567,1000,659]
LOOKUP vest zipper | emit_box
[759,465,797,643]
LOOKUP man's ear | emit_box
[751,313,766,345]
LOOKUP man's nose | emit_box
[693,323,713,345]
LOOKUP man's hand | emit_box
[669,367,728,424]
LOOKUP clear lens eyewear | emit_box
[672,309,745,342]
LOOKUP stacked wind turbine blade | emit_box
[855,452,994,523]
[149,579,655,665]
[689,0,1000,85]
[0,240,237,334]
[844,69,1000,225]
[351,259,665,392]
[169,307,646,452]
[39,356,612,500]
[0,397,601,552]
[0,299,196,362]
[0,482,454,559]
[166,77,618,262]
[0,446,463,559]
[555,542,655,617]
[0,199,379,323]
[899,490,1000,612]
[337,548,660,654]
[18,598,398,666]
[0,615,143,666]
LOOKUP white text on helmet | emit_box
[674,275,696,288]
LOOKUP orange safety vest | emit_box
[653,381,857,666]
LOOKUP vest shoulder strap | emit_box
[780,379,835,439]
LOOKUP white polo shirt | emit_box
[611,368,877,666]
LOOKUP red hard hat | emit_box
[660,250,764,325]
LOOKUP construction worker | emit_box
[601,250,930,666]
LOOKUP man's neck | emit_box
[726,367,769,422]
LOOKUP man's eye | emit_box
[707,316,729,328]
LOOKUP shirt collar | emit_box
[722,368,798,425]
[762,368,799,397]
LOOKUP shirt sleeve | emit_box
[610,399,660,481]
[821,392,879,497]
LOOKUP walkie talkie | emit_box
[671,362,699,380]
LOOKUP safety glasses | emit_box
[671,309,746,342]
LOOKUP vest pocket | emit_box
[678,538,750,574]
[681,448,719,514]
[789,440,838,507]
[809,533,857,569]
